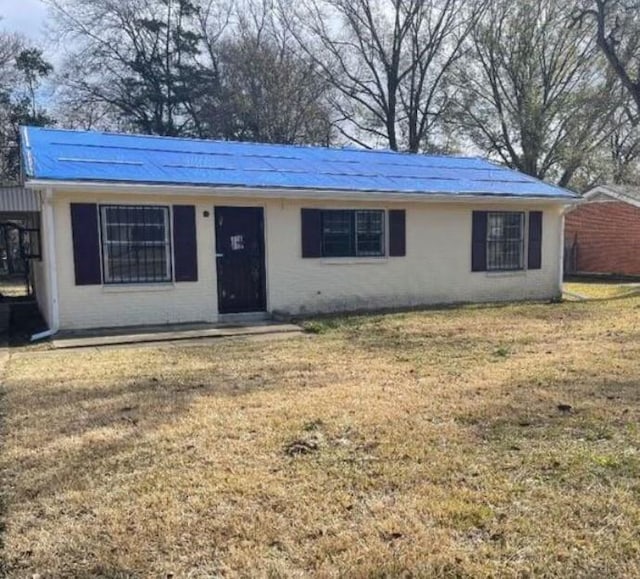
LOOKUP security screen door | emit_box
[214,206,266,314]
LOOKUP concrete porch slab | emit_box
[52,321,304,349]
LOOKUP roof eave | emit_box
[24,178,580,204]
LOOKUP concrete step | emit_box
[217,312,272,324]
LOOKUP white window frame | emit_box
[321,209,386,258]
[100,204,172,284]
[486,211,526,272]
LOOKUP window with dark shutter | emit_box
[302,208,389,258]
[70,203,102,285]
[471,211,488,272]
[487,212,525,271]
[301,209,323,258]
[528,211,543,270]
[355,210,385,256]
[173,205,198,282]
[100,205,172,284]
[319,209,385,257]
[473,210,537,272]
[322,210,354,256]
[389,210,406,257]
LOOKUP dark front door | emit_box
[215,206,266,314]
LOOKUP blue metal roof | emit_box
[21,126,577,199]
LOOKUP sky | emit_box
[0,0,49,41]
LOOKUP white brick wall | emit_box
[266,198,563,314]
[48,191,565,330]
[54,193,218,330]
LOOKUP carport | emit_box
[0,185,43,339]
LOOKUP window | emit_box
[321,210,385,257]
[322,210,353,257]
[100,205,172,283]
[356,210,385,256]
[486,212,525,271]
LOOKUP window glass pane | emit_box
[101,205,171,283]
[320,209,386,258]
[487,212,524,271]
[356,210,384,256]
[106,224,166,243]
[132,224,166,242]
[104,206,166,225]
[322,210,353,257]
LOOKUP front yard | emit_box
[2,289,640,576]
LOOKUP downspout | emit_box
[31,187,59,341]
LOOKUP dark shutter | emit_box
[528,211,543,270]
[388,209,406,257]
[70,203,102,285]
[471,211,488,272]
[301,208,322,258]
[173,205,198,282]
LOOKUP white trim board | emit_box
[24,179,579,206]
[582,186,640,210]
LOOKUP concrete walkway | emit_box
[52,321,304,349]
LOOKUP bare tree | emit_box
[574,0,640,116]
[571,0,640,184]
[53,84,124,131]
[215,0,332,144]
[48,0,331,143]
[289,0,485,152]
[48,0,218,136]
[605,93,640,183]
[0,29,22,89]
[559,93,640,189]
[456,0,616,187]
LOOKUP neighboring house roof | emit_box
[0,185,40,212]
[583,185,640,209]
[21,126,577,200]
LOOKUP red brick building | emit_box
[565,186,640,277]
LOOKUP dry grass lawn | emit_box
[2,290,640,577]
[564,280,640,301]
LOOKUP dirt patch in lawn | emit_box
[2,294,640,576]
